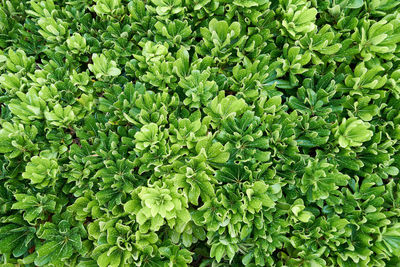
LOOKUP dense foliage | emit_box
[1,0,400,266]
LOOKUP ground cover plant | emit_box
[1,0,400,266]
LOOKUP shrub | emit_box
[1,0,400,266]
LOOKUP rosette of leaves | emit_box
[26,0,57,18]
[172,47,190,79]
[170,157,215,206]
[285,198,315,224]
[229,55,279,99]
[80,127,142,205]
[100,23,136,61]
[185,0,220,19]
[158,243,193,266]
[204,92,248,128]
[340,60,388,98]
[297,25,342,64]
[227,4,274,52]
[253,94,284,116]
[92,0,125,17]
[282,241,327,266]
[66,33,87,55]
[70,70,91,93]
[191,193,228,233]
[262,108,300,168]
[89,219,141,267]
[133,123,170,175]
[221,185,248,230]
[193,134,230,168]
[367,0,400,17]
[0,122,40,160]
[134,41,170,68]
[88,53,121,80]
[0,222,36,259]
[141,57,178,90]
[131,41,177,90]
[331,175,395,266]
[7,88,47,122]
[167,220,207,249]
[276,45,312,88]
[0,72,27,98]
[44,103,78,128]
[342,95,380,121]
[126,0,156,40]
[147,0,185,17]
[351,16,400,60]
[300,158,350,202]
[34,219,85,266]
[288,74,340,116]
[196,18,246,65]
[178,69,218,109]
[215,163,254,189]
[288,214,352,265]
[11,193,58,224]
[334,117,373,148]
[154,19,193,47]
[94,157,139,211]
[4,49,35,74]
[68,191,102,222]
[168,111,208,152]
[279,1,318,39]
[124,183,191,233]
[128,89,179,126]
[0,3,23,50]
[38,82,88,114]
[295,114,332,148]
[208,234,239,263]
[373,224,400,259]
[243,180,281,213]
[216,110,271,169]
[240,217,290,266]
[22,154,59,189]
[198,180,282,264]
[63,142,102,197]
[352,127,398,179]
[244,24,274,53]
[36,16,68,44]
[45,127,74,155]
[99,82,179,127]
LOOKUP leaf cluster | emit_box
[1,0,400,266]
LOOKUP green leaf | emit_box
[0,224,35,256]
[347,0,364,8]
